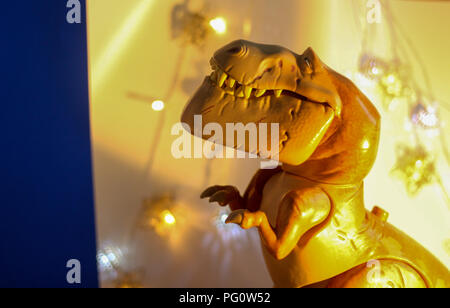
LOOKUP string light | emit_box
[96,245,143,288]
[161,209,176,225]
[212,208,246,244]
[214,208,230,229]
[171,3,228,46]
[380,72,404,98]
[218,211,228,225]
[97,246,123,272]
[151,100,165,111]
[97,253,112,270]
[391,144,436,195]
[410,101,439,129]
[358,54,387,80]
[139,195,179,236]
[96,244,128,286]
[354,0,450,242]
[209,17,227,34]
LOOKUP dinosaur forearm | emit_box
[257,213,312,261]
[258,188,332,260]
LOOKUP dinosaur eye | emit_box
[305,58,312,69]
[227,46,241,54]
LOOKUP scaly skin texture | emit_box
[182,40,450,288]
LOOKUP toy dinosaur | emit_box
[181,40,450,288]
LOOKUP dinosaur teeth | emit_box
[255,89,266,97]
[227,78,236,88]
[218,71,228,87]
[235,85,244,97]
[209,68,286,100]
[243,86,253,99]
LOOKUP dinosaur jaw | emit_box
[181,71,335,165]
[208,58,295,101]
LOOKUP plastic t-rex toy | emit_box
[181,40,450,288]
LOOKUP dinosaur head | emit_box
[182,40,380,184]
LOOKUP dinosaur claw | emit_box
[200,186,221,198]
[209,191,228,204]
[200,190,210,199]
[226,211,244,224]
[201,185,243,209]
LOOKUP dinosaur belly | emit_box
[259,171,365,287]
[258,171,450,287]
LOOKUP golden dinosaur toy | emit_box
[181,40,450,288]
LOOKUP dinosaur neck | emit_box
[281,161,368,228]
[281,85,381,186]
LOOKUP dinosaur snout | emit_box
[212,40,301,92]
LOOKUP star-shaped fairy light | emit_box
[358,54,414,110]
[390,143,437,196]
[170,1,227,47]
[140,194,178,236]
[358,53,388,80]
[410,101,439,129]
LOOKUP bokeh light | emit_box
[209,17,227,34]
[162,210,176,225]
[151,100,165,111]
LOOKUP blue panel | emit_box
[0,1,98,287]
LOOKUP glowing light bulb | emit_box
[420,111,438,127]
[220,213,228,224]
[100,255,109,266]
[411,102,439,128]
[107,252,117,262]
[162,210,176,225]
[209,17,227,34]
[412,172,421,181]
[152,100,164,111]
[386,74,396,84]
